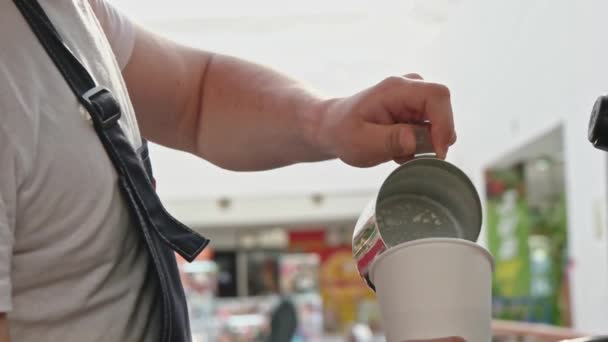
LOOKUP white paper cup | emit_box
[369,238,493,342]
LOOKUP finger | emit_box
[388,108,426,124]
[394,155,414,165]
[404,73,424,80]
[403,337,465,342]
[420,83,454,159]
[375,77,455,159]
[357,123,416,165]
[449,130,457,146]
[373,75,423,124]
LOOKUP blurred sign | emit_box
[288,230,381,334]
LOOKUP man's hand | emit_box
[313,74,455,167]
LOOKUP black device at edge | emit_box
[589,95,608,151]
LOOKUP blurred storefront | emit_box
[175,225,381,341]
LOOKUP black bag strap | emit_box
[14,0,209,261]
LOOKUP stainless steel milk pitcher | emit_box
[352,157,482,289]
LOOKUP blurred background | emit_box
[111,0,608,340]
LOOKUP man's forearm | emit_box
[195,54,334,170]
[124,26,333,171]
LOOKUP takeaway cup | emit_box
[369,238,493,342]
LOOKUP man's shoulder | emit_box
[87,0,136,70]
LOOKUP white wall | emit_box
[112,0,608,332]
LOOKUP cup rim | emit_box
[369,237,495,283]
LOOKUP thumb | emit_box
[359,123,416,164]
[403,338,465,342]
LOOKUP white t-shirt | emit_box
[0,1,161,341]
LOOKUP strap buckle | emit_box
[81,86,121,128]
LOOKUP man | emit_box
[0,1,455,341]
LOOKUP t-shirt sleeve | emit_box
[89,0,136,70]
[0,139,19,313]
